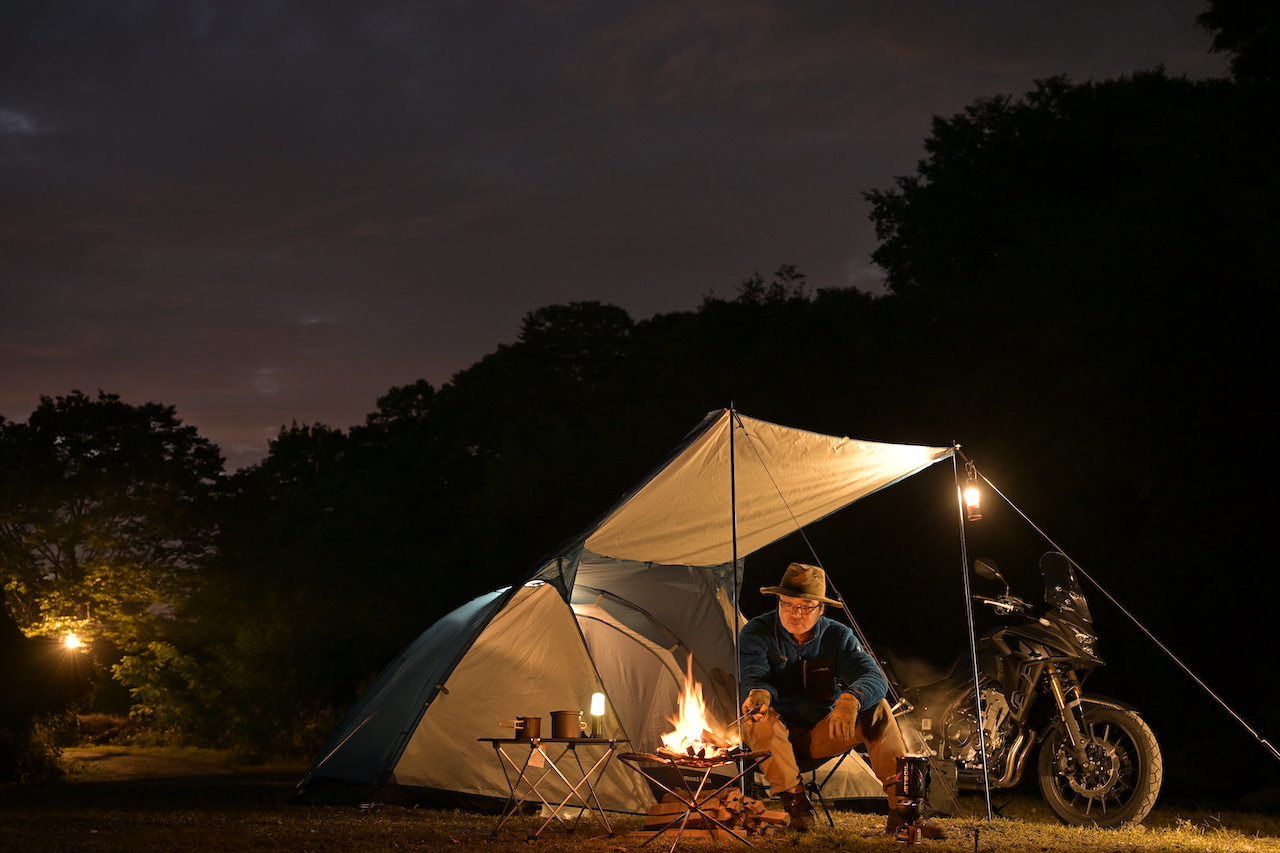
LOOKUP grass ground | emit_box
[1,746,1277,853]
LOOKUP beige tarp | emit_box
[586,410,953,564]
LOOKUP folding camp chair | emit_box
[751,749,857,828]
[796,751,855,827]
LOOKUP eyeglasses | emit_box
[777,602,822,616]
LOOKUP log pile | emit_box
[628,787,790,839]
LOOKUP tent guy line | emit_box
[969,465,1280,766]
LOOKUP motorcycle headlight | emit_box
[1074,631,1097,656]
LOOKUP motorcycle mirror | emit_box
[973,558,1001,581]
[973,558,1010,595]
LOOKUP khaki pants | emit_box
[742,698,906,801]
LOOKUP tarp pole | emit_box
[954,447,994,821]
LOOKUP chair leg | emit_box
[804,775,835,827]
[802,751,853,828]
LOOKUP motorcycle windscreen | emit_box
[1040,551,1094,628]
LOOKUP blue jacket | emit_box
[738,610,887,729]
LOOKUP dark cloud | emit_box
[0,0,1226,469]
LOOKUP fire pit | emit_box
[618,748,775,849]
[617,664,785,850]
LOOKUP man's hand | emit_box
[742,688,772,719]
[828,693,860,741]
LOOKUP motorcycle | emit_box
[890,551,1163,827]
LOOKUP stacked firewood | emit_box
[629,787,791,838]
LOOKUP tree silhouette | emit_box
[0,391,222,653]
[1198,0,1280,82]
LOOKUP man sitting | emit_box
[738,562,944,838]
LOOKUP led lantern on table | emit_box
[590,692,605,737]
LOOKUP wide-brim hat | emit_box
[759,562,843,606]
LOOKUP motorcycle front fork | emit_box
[1046,663,1091,765]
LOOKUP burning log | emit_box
[628,789,790,838]
[654,743,752,764]
[700,728,731,750]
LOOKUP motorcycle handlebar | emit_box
[973,594,1027,615]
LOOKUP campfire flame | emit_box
[659,660,742,760]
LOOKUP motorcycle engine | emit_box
[943,688,1013,775]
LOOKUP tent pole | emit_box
[954,447,994,822]
[730,407,749,796]
[730,406,742,728]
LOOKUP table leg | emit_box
[491,743,561,838]
[487,741,624,839]
[530,743,620,837]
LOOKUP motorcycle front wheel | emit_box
[1037,702,1163,827]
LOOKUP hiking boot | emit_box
[778,790,816,831]
[886,808,947,841]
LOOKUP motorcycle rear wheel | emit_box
[1037,702,1163,827]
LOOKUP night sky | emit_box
[1,1,1226,470]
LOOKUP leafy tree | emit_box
[138,422,383,756]
[126,398,496,757]
[1198,0,1280,82]
[862,71,1274,427]
[0,391,223,654]
[724,263,811,306]
[516,301,635,389]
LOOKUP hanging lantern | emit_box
[964,461,982,522]
[964,487,982,521]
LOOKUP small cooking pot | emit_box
[550,710,587,739]
[498,716,542,739]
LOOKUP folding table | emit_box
[478,736,629,839]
